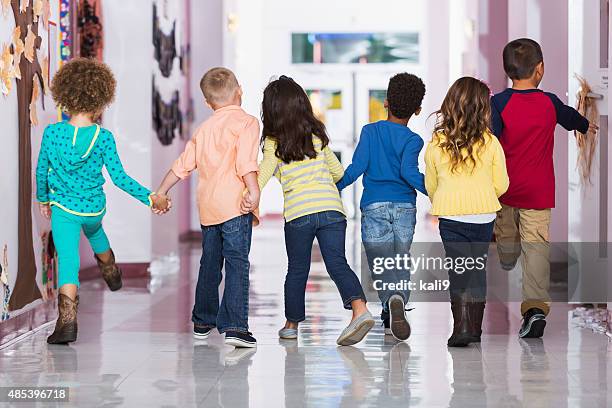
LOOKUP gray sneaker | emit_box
[278,327,298,339]
[336,311,375,346]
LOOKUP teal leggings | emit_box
[51,206,111,287]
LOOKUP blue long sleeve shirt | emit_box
[336,120,427,208]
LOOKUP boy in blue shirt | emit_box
[337,73,427,341]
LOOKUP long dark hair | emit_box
[433,77,492,173]
[261,75,330,163]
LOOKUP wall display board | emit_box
[0,0,98,330]
[4,0,50,312]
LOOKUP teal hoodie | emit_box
[36,121,152,216]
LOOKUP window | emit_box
[306,89,342,124]
[369,90,387,122]
[292,33,419,64]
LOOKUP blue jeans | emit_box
[284,211,366,322]
[438,218,494,301]
[361,202,416,320]
[192,213,253,333]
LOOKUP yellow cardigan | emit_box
[424,132,509,216]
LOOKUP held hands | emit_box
[39,203,51,219]
[151,193,172,215]
[240,190,260,214]
[588,121,599,133]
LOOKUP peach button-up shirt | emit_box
[171,105,260,226]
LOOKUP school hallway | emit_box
[0,218,609,407]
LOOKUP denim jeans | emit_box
[438,218,494,301]
[284,211,366,322]
[361,202,416,320]
[192,213,253,333]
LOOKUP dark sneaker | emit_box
[383,317,392,335]
[225,331,257,348]
[193,325,213,340]
[519,308,546,338]
[389,295,411,341]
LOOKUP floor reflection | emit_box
[0,219,610,407]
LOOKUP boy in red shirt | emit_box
[491,38,597,338]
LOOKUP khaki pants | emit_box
[494,204,552,315]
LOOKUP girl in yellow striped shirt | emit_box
[242,76,374,345]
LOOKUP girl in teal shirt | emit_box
[37,58,169,345]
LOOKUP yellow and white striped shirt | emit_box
[258,136,345,222]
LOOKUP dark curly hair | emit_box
[386,73,425,119]
[51,58,116,115]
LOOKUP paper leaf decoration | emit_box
[41,56,48,92]
[24,25,36,63]
[42,0,50,28]
[33,0,42,22]
[12,27,24,80]
[0,43,15,96]
[30,78,39,125]
[20,0,29,13]
[12,27,24,54]
[1,0,10,18]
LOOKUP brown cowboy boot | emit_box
[95,250,122,291]
[47,294,79,344]
[468,301,485,342]
[448,293,472,347]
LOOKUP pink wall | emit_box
[538,1,570,244]
[478,0,508,93]
[480,0,569,245]
[185,0,224,233]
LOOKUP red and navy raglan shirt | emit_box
[491,88,589,209]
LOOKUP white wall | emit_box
[103,0,154,262]
[188,0,224,232]
[224,0,451,218]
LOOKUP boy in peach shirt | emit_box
[156,67,260,348]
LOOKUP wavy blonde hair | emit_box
[433,77,492,173]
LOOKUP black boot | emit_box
[47,294,79,345]
[95,249,123,291]
[448,294,472,347]
[468,301,485,342]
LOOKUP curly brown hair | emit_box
[51,58,116,115]
[433,77,492,173]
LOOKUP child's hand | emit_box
[240,191,260,214]
[151,193,172,215]
[588,121,599,133]
[39,203,51,219]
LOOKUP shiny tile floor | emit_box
[1,218,611,407]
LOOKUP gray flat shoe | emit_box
[278,327,298,339]
[336,311,375,346]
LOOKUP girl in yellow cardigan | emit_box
[425,77,509,347]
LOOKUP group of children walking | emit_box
[37,38,595,348]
